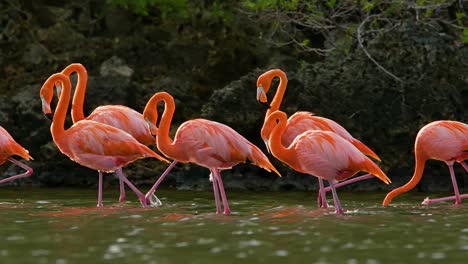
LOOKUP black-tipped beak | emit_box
[44,113,54,121]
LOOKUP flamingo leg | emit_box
[448,164,462,204]
[118,172,126,203]
[144,160,178,202]
[322,174,374,193]
[0,158,33,185]
[328,180,344,215]
[115,169,148,208]
[422,162,466,205]
[210,169,222,214]
[214,169,231,215]
[317,178,329,208]
[97,171,103,208]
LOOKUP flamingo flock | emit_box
[0,64,466,215]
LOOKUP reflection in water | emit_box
[0,188,467,263]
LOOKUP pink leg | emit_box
[97,171,103,208]
[317,178,329,208]
[422,162,466,205]
[322,174,374,193]
[0,158,33,185]
[448,164,461,204]
[115,169,148,208]
[328,180,344,215]
[144,161,178,203]
[422,194,468,205]
[118,172,126,202]
[210,170,222,214]
[214,169,230,215]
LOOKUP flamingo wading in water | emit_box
[40,73,169,207]
[256,69,382,208]
[383,121,468,206]
[265,110,391,214]
[52,63,177,204]
[143,91,281,214]
[0,126,33,185]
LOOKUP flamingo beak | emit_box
[145,118,158,137]
[40,96,53,120]
[257,86,270,109]
[55,82,62,98]
[263,139,271,154]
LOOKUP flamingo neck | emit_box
[265,70,288,117]
[62,63,88,123]
[269,112,294,165]
[150,93,177,158]
[383,153,427,205]
[50,74,72,142]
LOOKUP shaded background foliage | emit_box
[0,0,466,192]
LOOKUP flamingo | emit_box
[256,69,382,208]
[0,126,33,185]
[265,110,391,214]
[52,63,178,203]
[40,73,170,207]
[142,91,281,215]
[383,121,468,206]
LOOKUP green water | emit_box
[0,188,467,264]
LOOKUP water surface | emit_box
[0,188,467,263]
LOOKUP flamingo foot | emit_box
[223,208,231,215]
[118,194,126,203]
[148,193,163,207]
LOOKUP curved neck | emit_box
[49,74,72,140]
[62,63,88,123]
[266,70,288,117]
[383,153,427,205]
[268,112,294,164]
[144,92,178,157]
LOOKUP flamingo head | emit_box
[40,82,55,120]
[144,114,158,138]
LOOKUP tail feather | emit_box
[359,158,390,184]
[351,139,381,162]
[12,143,33,161]
[248,145,281,177]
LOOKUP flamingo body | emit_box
[54,120,160,173]
[87,105,155,146]
[281,112,380,161]
[284,130,389,184]
[415,121,467,162]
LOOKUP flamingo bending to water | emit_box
[52,63,177,203]
[0,126,33,185]
[383,121,468,206]
[143,91,281,214]
[265,110,390,214]
[256,69,381,207]
[40,73,169,207]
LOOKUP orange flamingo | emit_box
[256,69,381,208]
[53,63,177,203]
[265,110,391,214]
[383,121,468,206]
[40,73,169,207]
[0,126,33,185]
[142,91,281,214]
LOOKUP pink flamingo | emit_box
[52,63,178,203]
[257,69,381,208]
[40,73,169,207]
[0,126,33,185]
[265,110,391,214]
[142,91,281,214]
[383,121,468,206]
